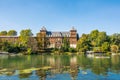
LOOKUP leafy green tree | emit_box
[110,33,120,49]
[0,31,7,36]
[89,30,99,47]
[62,37,70,52]
[19,29,34,54]
[77,34,91,52]
[19,29,33,47]
[1,41,11,52]
[90,30,99,40]
[7,30,17,36]
[27,37,38,53]
[101,42,110,52]
[111,45,119,53]
[110,33,120,43]
[97,32,107,46]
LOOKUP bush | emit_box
[106,52,112,56]
[69,48,76,52]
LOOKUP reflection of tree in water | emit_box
[19,72,32,79]
[111,55,120,73]
[91,58,110,76]
[5,70,15,76]
[1,55,120,79]
[48,56,55,68]
[77,55,92,69]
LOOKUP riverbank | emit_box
[0,51,23,56]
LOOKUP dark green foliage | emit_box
[0,31,7,36]
[0,41,20,53]
[77,30,120,53]
[101,42,110,52]
[7,30,17,36]
[1,41,11,51]
[19,29,38,54]
[69,48,76,52]
[77,34,91,52]
[110,33,120,48]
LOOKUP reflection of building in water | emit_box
[36,70,46,80]
[48,56,63,74]
[70,56,78,80]
[48,57,55,67]
[38,56,79,80]
[56,57,62,73]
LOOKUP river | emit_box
[0,55,120,80]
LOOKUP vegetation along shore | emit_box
[0,28,120,56]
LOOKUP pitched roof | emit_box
[46,31,70,37]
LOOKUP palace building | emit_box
[37,27,79,48]
[0,27,79,48]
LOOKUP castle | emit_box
[0,27,79,48]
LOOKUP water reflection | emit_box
[0,55,120,80]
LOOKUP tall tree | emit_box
[89,30,99,47]
[77,34,91,52]
[0,31,7,36]
[101,42,110,52]
[62,37,70,51]
[7,30,17,36]
[19,29,35,54]
[19,29,33,47]
[110,33,120,48]
[97,32,108,46]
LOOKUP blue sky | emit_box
[0,0,120,36]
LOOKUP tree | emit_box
[0,31,7,36]
[97,32,107,46]
[90,30,99,40]
[110,33,120,48]
[19,29,34,54]
[89,30,99,47]
[111,45,119,53]
[36,33,49,50]
[77,34,91,52]
[88,30,109,51]
[7,30,17,36]
[62,37,70,52]
[101,42,110,52]
[27,37,38,53]
[19,29,33,47]
[1,41,11,52]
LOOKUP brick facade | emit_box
[37,27,78,48]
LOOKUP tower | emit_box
[40,26,47,36]
[36,26,48,50]
[70,27,77,48]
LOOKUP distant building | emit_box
[0,26,79,48]
[0,36,19,43]
[37,26,79,48]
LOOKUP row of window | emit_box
[46,34,70,37]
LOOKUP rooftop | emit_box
[46,31,70,37]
